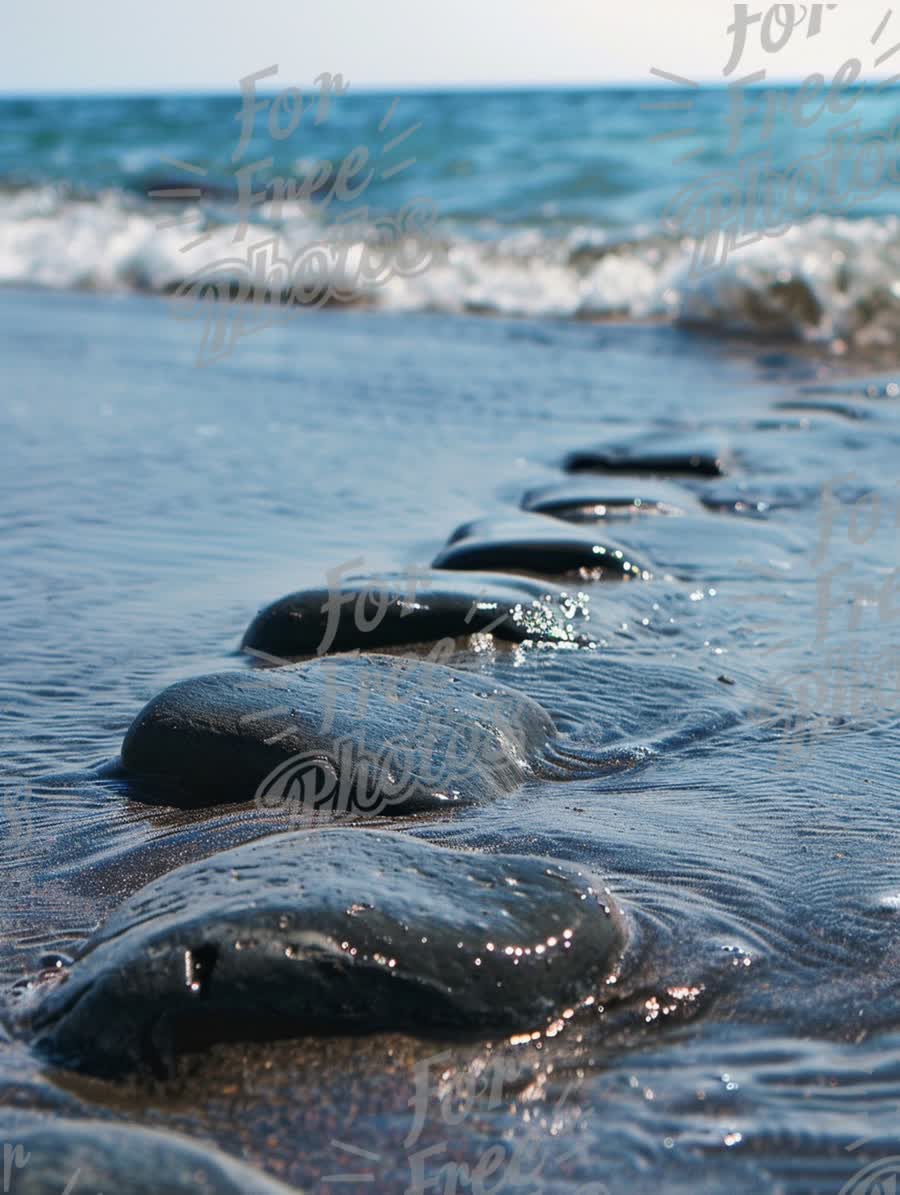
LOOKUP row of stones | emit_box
[23,433,725,1085]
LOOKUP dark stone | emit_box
[0,1116,295,1193]
[29,830,624,1078]
[521,479,696,522]
[699,480,818,517]
[433,517,651,580]
[564,435,726,477]
[795,382,896,401]
[120,654,554,811]
[773,399,871,420]
[242,570,591,659]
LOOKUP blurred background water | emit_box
[4,86,900,349]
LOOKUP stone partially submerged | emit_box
[29,830,625,1078]
[241,569,591,659]
[0,1116,298,1194]
[120,654,555,811]
[564,434,726,477]
[521,479,697,522]
[433,516,651,579]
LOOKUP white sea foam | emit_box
[1,186,899,351]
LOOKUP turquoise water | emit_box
[3,87,900,347]
[4,87,900,225]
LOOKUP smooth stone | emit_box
[433,516,651,580]
[564,434,726,477]
[521,479,697,522]
[120,654,555,810]
[773,398,872,421]
[794,382,898,400]
[28,830,625,1078]
[0,1116,297,1193]
[699,479,820,517]
[743,415,813,432]
[242,569,591,659]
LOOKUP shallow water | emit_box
[2,285,900,1192]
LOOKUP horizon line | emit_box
[3,75,898,99]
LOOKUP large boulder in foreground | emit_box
[121,654,555,811]
[432,516,651,580]
[0,1116,297,1193]
[29,830,625,1078]
[241,569,591,659]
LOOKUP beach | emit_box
[2,86,900,1193]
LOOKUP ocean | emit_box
[4,87,900,347]
[2,87,900,1193]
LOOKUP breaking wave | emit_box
[2,184,900,351]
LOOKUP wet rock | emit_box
[742,415,813,432]
[564,434,726,477]
[794,381,897,402]
[0,1115,296,1193]
[521,479,696,522]
[242,570,591,659]
[699,479,819,517]
[773,399,871,421]
[29,830,624,1078]
[120,654,554,811]
[433,516,651,580]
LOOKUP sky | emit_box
[2,0,897,92]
